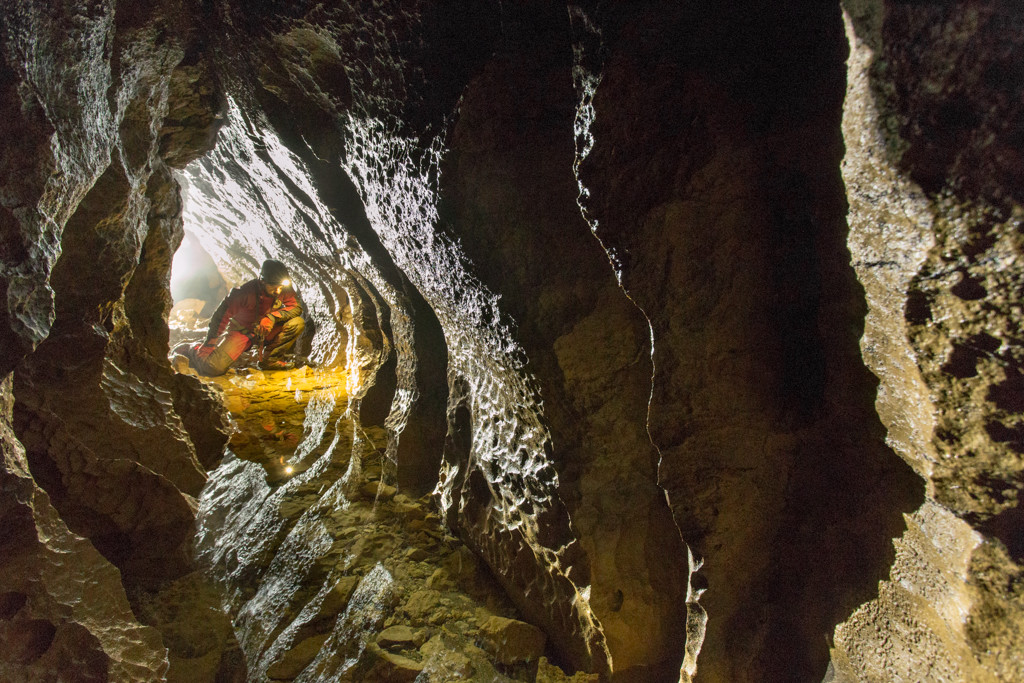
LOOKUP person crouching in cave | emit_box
[184,259,305,375]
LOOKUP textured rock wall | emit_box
[439,8,689,678]
[571,3,927,679]
[2,0,1022,680]
[189,2,600,677]
[175,96,446,495]
[831,1,1024,678]
[0,0,232,677]
[0,374,170,682]
[9,2,215,588]
[166,1,694,677]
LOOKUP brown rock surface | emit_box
[266,633,330,680]
[431,10,689,677]
[1,0,1023,681]
[574,4,923,679]
[478,615,547,666]
[193,364,582,682]
[1,2,233,680]
[829,1,1024,679]
[0,374,170,681]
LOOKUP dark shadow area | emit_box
[574,1,928,679]
[845,2,1024,212]
[978,494,1024,562]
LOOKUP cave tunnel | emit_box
[2,0,1024,682]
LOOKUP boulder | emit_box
[266,633,329,680]
[477,615,546,666]
[378,624,418,650]
[364,642,424,682]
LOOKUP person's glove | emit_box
[256,316,275,337]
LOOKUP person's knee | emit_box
[284,316,305,335]
[197,347,234,376]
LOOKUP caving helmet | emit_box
[259,259,291,287]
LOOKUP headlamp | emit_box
[280,278,290,287]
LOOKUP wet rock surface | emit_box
[192,364,578,682]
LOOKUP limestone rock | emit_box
[171,373,230,471]
[477,615,546,666]
[320,576,360,616]
[366,644,424,682]
[131,571,245,683]
[1,0,229,592]
[266,633,329,680]
[405,547,429,562]
[831,2,1024,678]
[0,375,169,681]
[159,58,227,169]
[571,3,927,679]
[361,480,397,501]
[4,1,1024,681]
[536,657,600,683]
[418,633,484,681]
[378,624,417,650]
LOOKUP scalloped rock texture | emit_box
[4,0,223,589]
[0,375,170,682]
[0,0,1022,681]
[0,0,233,677]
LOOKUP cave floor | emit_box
[176,363,585,682]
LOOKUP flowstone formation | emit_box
[1,0,1023,681]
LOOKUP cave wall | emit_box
[832,1,1024,679]
[438,8,690,678]
[570,3,925,680]
[0,0,1022,681]
[0,0,232,676]
[0,373,171,680]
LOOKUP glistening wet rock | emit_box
[193,364,584,682]
[1,0,1023,680]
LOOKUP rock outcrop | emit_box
[0,0,231,676]
[0,375,170,682]
[830,1,1024,679]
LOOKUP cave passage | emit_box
[186,354,559,681]
[165,137,582,679]
[4,1,1022,681]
